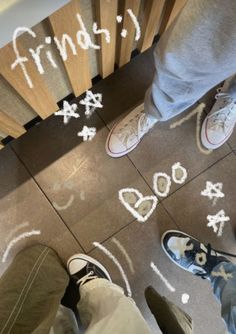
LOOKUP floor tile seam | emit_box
[9,146,86,253]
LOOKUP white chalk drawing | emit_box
[5,222,30,243]
[171,162,188,184]
[212,265,233,281]
[170,103,213,155]
[207,210,230,237]
[181,293,190,304]
[52,195,75,211]
[153,172,171,198]
[54,100,80,124]
[118,188,158,223]
[77,126,97,141]
[79,90,103,117]
[11,11,141,88]
[2,230,41,263]
[201,181,224,206]
[93,242,132,297]
[121,29,128,38]
[195,252,207,266]
[150,262,176,292]
[112,237,135,274]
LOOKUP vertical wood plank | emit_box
[0,108,26,138]
[95,0,118,78]
[0,43,58,119]
[137,0,166,53]
[158,0,176,36]
[165,0,187,30]
[49,0,92,96]
[117,0,141,67]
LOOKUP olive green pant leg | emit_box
[0,244,69,334]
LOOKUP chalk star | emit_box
[212,265,233,281]
[207,210,230,237]
[54,100,80,124]
[77,126,96,141]
[79,90,103,117]
[201,181,224,206]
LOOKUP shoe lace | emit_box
[76,270,97,286]
[195,244,236,279]
[118,112,150,147]
[209,92,236,132]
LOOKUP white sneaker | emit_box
[106,104,157,157]
[201,84,236,150]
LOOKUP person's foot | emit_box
[201,83,236,150]
[67,254,112,288]
[106,104,157,158]
[161,230,229,279]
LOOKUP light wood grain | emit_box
[158,0,176,36]
[117,0,141,67]
[0,43,58,119]
[49,0,92,96]
[165,0,187,30]
[96,0,118,78]
[138,0,165,52]
[0,108,26,138]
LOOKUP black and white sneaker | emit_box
[67,254,112,288]
[161,230,229,279]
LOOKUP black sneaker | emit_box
[67,254,112,287]
[161,230,229,279]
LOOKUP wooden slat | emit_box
[95,0,118,78]
[0,43,58,120]
[117,0,141,67]
[158,0,176,36]
[0,108,26,138]
[49,0,91,96]
[165,0,187,30]
[0,143,4,150]
[137,0,165,53]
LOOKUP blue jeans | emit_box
[145,0,236,121]
[210,262,236,334]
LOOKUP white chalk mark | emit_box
[77,126,96,141]
[54,100,80,124]
[79,90,103,117]
[150,262,176,292]
[53,195,75,211]
[46,50,58,69]
[54,34,77,61]
[195,252,207,266]
[112,237,135,274]
[5,222,30,244]
[127,9,141,41]
[76,14,100,50]
[171,162,188,184]
[116,15,123,23]
[170,104,205,129]
[212,265,233,281]
[93,23,110,43]
[153,172,171,197]
[201,181,224,206]
[119,188,158,223]
[181,293,190,304]
[93,242,132,297]
[121,29,127,38]
[29,45,45,74]
[11,27,36,88]
[207,210,230,237]
[2,230,41,263]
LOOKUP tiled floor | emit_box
[0,47,235,333]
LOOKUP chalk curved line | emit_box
[53,194,74,211]
[171,162,188,184]
[93,242,132,297]
[170,104,203,129]
[5,222,30,244]
[2,230,41,263]
[150,261,176,292]
[153,172,171,198]
[112,237,135,274]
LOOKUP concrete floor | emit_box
[0,47,235,333]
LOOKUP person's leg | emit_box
[67,254,152,334]
[161,230,235,333]
[210,262,236,333]
[106,0,236,158]
[0,244,71,334]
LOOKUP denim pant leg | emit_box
[145,0,236,122]
[210,261,236,334]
